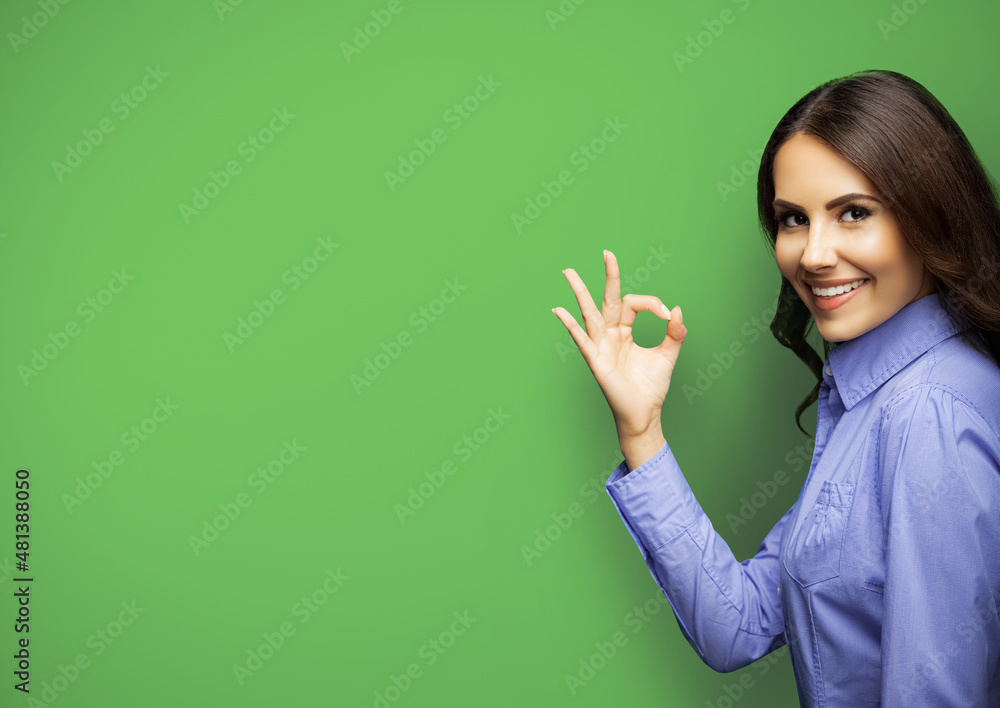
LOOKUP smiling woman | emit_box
[772,133,937,344]
[553,69,1000,707]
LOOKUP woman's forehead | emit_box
[773,133,881,202]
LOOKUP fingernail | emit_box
[661,304,671,319]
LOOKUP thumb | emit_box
[658,305,686,351]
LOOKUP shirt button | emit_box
[824,364,832,376]
[777,586,781,594]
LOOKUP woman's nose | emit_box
[800,224,837,270]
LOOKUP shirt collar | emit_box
[824,293,968,411]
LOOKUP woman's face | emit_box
[773,131,936,343]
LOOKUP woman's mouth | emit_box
[809,278,870,311]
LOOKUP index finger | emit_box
[562,267,607,340]
[602,249,622,327]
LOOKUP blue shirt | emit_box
[605,293,1000,706]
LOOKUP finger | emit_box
[619,293,672,330]
[602,250,622,328]
[562,268,607,339]
[552,306,600,365]
[658,305,687,351]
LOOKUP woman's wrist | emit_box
[618,421,666,473]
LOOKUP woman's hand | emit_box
[553,250,687,469]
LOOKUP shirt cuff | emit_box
[605,439,704,554]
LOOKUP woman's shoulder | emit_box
[875,334,1000,502]
[881,330,1000,438]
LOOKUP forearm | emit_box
[605,442,790,671]
[619,419,667,473]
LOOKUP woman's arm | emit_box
[621,427,667,472]
[878,385,1000,706]
[554,250,788,670]
[606,438,791,672]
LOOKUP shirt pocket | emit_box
[783,480,855,588]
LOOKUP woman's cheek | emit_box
[775,234,800,280]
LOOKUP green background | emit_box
[1,0,997,705]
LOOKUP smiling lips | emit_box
[808,278,870,311]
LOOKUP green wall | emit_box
[2,0,997,705]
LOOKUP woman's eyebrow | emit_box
[772,192,883,211]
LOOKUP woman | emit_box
[552,69,1000,706]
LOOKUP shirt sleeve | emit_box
[605,439,792,672]
[878,385,1000,707]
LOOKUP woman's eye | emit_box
[778,212,807,228]
[841,206,870,222]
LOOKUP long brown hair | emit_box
[755,69,1000,436]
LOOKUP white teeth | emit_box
[811,279,868,297]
